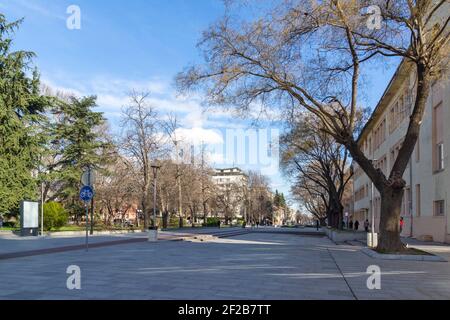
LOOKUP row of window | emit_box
[360,81,445,173]
[389,87,414,134]
[371,185,445,218]
[354,185,369,202]
[414,185,444,217]
[362,86,412,156]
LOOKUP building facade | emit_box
[211,168,248,221]
[352,60,450,243]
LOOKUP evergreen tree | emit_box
[51,96,110,221]
[0,15,49,216]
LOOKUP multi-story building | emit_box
[211,168,248,220]
[352,60,449,243]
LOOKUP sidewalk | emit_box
[0,228,249,261]
[347,236,450,260]
[0,230,449,299]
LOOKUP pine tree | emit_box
[0,15,49,216]
[51,96,110,221]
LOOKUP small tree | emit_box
[43,202,68,231]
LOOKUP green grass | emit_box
[0,227,19,231]
[47,225,138,232]
[0,225,137,232]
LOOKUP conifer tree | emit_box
[0,15,49,216]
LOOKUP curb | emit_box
[361,247,447,262]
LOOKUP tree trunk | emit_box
[162,211,168,229]
[90,197,94,235]
[329,192,343,229]
[142,194,149,230]
[203,201,208,225]
[344,63,430,252]
[377,187,405,252]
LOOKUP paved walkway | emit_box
[0,230,449,300]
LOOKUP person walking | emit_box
[354,220,360,231]
[400,217,404,234]
[316,220,320,231]
[364,219,370,232]
[349,220,354,230]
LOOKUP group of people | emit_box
[346,217,404,233]
[346,219,371,232]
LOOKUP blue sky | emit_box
[1,0,398,211]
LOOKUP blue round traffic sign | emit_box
[80,186,94,202]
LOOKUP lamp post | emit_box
[36,164,47,237]
[371,181,375,245]
[41,180,44,236]
[151,163,161,229]
[370,158,378,248]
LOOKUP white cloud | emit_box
[90,76,168,96]
[13,0,66,21]
[42,74,258,138]
[174,127,224,145]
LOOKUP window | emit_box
[432,81,443,106]
[389,89,412,133]
[434,200,445,217]
[415,185,421,217]
[433,103,444,172]
[374,155,387,176]
[355,186,367,202]
[415,139,420,163]
[389,106,395,133]
[437,143,444,171]
[403,187,412,216]
[390,140,403,171]
[373,118,386,151]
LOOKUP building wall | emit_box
[353,64,450,243]
[211,168,248,219]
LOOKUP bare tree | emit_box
[120,91,161,229]
[281,114,352,229]
[177,0,449,252]
[247,171,273,225]
[96,156,139,227]
[162,114,186,227]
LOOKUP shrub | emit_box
[205,217,220,227]
[167,215,180,228]
[1,221,18,228]
[43,202,69,231]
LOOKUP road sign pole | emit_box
[80,185,94,252]
[88,168,94,235]
[85,202,89,251]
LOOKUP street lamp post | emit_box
[36,164,47,237]
[371,181,375,246]
[370,158,378,248]
[41,180,44,236]
[151,164,161,229]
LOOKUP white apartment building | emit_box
[211,168,248,219]
[353,60,450,243]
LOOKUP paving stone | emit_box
[1,230,449,299]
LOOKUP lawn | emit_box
[0,227,19,231]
